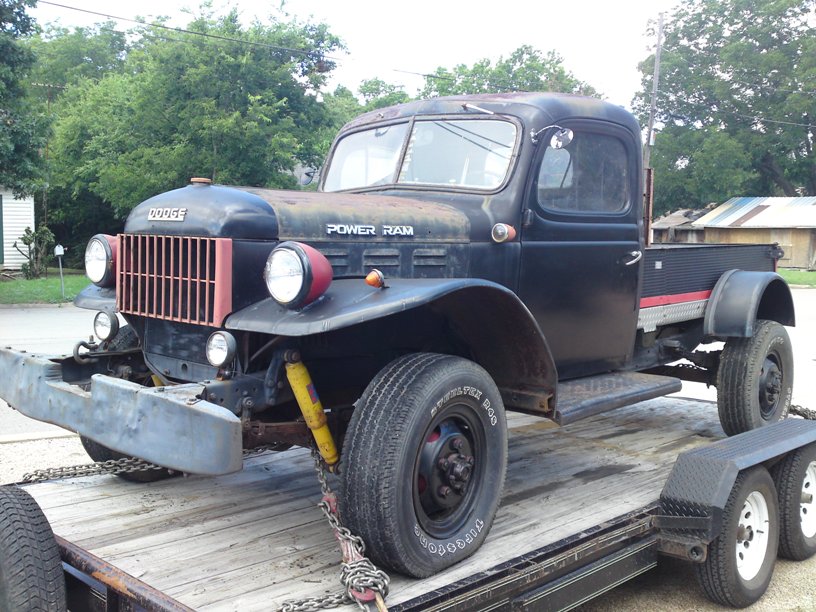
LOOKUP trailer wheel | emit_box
[771,443,816,561]
[79,437,176,483]
[341,353,507,578]
[0,486,67,612]
[717,320,793,436]
[695,466,779,608]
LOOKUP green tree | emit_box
[358,78,411,110]
[27,22,127,89]
[0,0,46,196]
[420,45,599,97]
[638,0,816,213]
[47,9,343,219]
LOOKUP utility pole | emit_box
[643,12,664,171]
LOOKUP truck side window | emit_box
[536,132,629,214]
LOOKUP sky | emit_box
[31,0,682,110]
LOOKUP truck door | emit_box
[518,122,642,380]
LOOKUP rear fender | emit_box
[703,270,795,338]
[225,278,557,412]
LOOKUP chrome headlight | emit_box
[263,242,332,309]
[206,331,237,367]
[84,234,116,287]
[93,311,119,342]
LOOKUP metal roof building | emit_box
[692,197,816,269]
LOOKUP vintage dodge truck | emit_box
[0,93,796,579]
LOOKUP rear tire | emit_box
[695,467,778,608]
[341,353,507,578]
[771,443,816,561]
[717,320,793,436]
[0,486,67,612]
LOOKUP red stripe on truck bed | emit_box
[640,290,711,308]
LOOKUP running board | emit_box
[554,372,682,426]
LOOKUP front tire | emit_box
[341,353,507,578]
[695,467,779,608]
[0,486,67,611]
[772,443,816,561]
[717,320,793,436]
[80,437,176,483]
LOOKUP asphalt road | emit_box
[0,290,815,610]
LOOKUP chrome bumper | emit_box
[0,348,242,475]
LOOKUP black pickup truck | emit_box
[0,92,795,580]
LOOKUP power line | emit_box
[37,0,343,61]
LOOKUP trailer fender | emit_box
[703,269,795,338]
[226,278,558,411]
[74,284,116,313]
[658,419,816,546]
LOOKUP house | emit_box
[692,197,816,270]
[651,208,707,244]
[0,187,35,270]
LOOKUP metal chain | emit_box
[791,404,816,420]
[19,457,167,484]
[16,445,284,485]
[276,448,390,612]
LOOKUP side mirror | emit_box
[530,124,574,147]
[299,168,318,186]
[549,128,574,149]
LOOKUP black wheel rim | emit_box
[413,402,485,539]
[758,353,783,420]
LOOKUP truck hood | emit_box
[125,184,470,243]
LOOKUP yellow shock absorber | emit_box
[285,359,339,466]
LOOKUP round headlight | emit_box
[206,331,237,367]
[84,234,116,287]
[263,242,333,309]
[264,247,304,304]
[93,311,120,342]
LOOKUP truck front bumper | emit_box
[0,348,243,475]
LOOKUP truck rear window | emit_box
[324,119,517,192]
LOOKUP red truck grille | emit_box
[117,234,233,327]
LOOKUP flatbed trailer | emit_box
[10,395,815,612]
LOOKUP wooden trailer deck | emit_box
[23,396,725,611]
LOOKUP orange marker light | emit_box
[365,269,386,288]
[491,223,517,243]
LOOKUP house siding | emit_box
[1,189,36,269]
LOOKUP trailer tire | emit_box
[717,320,793,436]
[771,443,816,561]
[0,486,67,612]
[341,353,507,578]
[695,466,778,608]
[79,437,177,483]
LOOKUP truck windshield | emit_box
[323,119,517,192]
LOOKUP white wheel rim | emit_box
[801,461,816,538]
[736,490,770,581]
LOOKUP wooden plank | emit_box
[25,397,722,611]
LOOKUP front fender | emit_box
[73,284,116,313]
[225,279,558,412]
[703,270,795,337]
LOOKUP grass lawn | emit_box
[0,272,90,304]
[778,268,816,287]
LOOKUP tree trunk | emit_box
[758,153,798,197]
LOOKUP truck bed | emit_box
[642,243,775,301]
[23,397,725,611]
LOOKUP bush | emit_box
[13,225,55,279]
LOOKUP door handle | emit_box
[624,250,642,266]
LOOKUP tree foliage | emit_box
[0,0,46,197]
[420,45,598,98]
[638,0,816,213]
